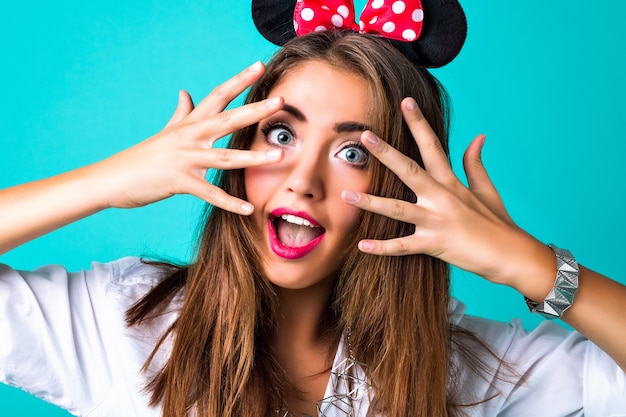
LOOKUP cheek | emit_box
[330,163,371,197]
[330,171,370,232]
[244,166,276,205]
[341,205,363,234]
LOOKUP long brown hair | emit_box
[127,30,504,417]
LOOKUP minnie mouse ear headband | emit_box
[252,0,467,68]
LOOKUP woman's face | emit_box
[245,61,372,290]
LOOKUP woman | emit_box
[2,11,626,417]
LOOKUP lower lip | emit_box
[267,217,325,259]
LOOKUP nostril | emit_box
[285,173,322,199]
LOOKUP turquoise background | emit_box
[1,0,625,415]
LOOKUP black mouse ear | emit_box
[396,0,467,68]
[252,0,298,45]
[251,0,467,67]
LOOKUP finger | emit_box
[462,135,515,225]
[401,97,455,183]
[196,96,283,146]
[360,131,437,194]
[194,148,283,170]
[463,134,490,190]
[358,236,426,257]
[191,61,266,119]
[183,176,255,215]
[342,190,425,224]
[165,90,195,128]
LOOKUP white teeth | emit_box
[280,214,316,228]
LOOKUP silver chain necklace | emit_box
[279,329,373,417]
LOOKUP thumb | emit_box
[165,90,195,128]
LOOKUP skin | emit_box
[246,62,371,290]
[0,61,283,254]
[0,61,625,414]
[344,98,626,374]
[245,62,373,413]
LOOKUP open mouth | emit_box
[273,214,325,247]
[268,211,326,259]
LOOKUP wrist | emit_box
[74,162,118,211]
[525,245,580,319]
[496,231,556,300]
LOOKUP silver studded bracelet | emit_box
[525,244,580,319]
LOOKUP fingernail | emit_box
[266,149,282,160]
[265,96,281,108]
[405,98,418,111]
[363,131,379,145]
[247,61,263,73]
[240,202,254,213]
[359,241,374,251]
[342,190,359,202]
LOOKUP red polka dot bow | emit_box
[294,0,424,42]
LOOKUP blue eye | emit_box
[265,125,294,146]
[336,143,369,167]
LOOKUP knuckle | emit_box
[395,239,410,255]
[426,137,444,154]
[216,148,235,163]
[211,74,244,101]
[440,172,461,190]
[216,109,232,124]
[230,198,244,212]
[251,100,266,114]
[391,201,406,218]
[241,101,266,120]
[405,159,422,178]
[235,71,247,84]
[449,181,467,197]
[439,191,459,210]
[204,186,220,203]
[411,112,425,124]
[210,83,228,99]
[463,151,482,169]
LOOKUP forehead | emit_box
[269,61,373,122]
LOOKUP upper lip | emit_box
[270,207,322,228]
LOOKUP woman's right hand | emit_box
[0,62,283,254]
[96,61,283,214]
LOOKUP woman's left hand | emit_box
[343,97,554,293]
[344,97,626,372]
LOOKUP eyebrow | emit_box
[282,103,373,134]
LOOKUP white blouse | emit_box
[0,257,624,416]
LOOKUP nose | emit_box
[285,151,325,200]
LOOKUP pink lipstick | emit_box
[268,208,325,259]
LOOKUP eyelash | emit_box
[261,121,293,147]
[337,142,370,169]
[260,121,370,169]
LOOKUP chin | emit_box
[261,262,337,292]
